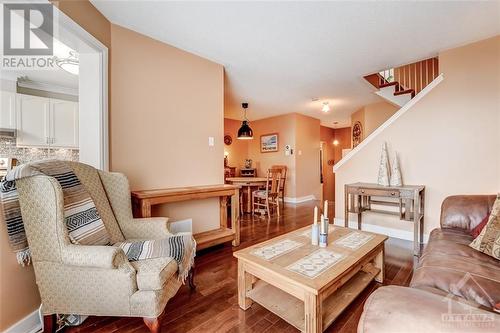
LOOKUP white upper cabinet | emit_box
[0,91,17,129]
[51,99,79,148]
[16,93,79,148]
[16,94,50,147]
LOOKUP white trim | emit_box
[17,79,79,96]
[334,217,430,243]
[4,309,42,333]
[333,74,444,172]
[284,195,316,203]
[50,1,109,171]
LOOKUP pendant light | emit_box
[237,102,253,140]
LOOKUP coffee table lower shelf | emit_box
[246,268,379,332]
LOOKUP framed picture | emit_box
[260,133,279,153]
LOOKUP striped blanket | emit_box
[0,160,195,282]
[0,160,111,265]
[116,235,196,282]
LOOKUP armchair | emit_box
[15,161,191,333]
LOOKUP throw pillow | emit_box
[470,194,500,260]
[470,215,490,238]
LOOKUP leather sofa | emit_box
[358,195,500,333]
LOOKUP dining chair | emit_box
[271,165,287,204]
[252,168,282,217]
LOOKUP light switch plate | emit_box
[208,137,215,146]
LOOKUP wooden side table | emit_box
[131,184,240,250]
[344,182,425,256]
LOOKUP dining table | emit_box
[226,177,268,214]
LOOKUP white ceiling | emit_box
[91,1,500,128]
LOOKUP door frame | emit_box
[50,2,109,170]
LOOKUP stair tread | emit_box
[394,89,415,97]
[379,82,398,88]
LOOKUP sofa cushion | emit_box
[411,228,500,309]
[470,195,500,260]
[131,257,178,291]
[358,285,500,333]
[470,214,490,238]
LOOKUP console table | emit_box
[344,182,425,256]
[131,184,240,250]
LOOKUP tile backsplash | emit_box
[0,137,79,164]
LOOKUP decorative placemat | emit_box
[286,249,345,278]
[250,239,303,260]
[335,232,374,249]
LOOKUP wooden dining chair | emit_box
[252,168,282,217]
[271,165,287,205]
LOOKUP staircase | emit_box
[364,57,439,107]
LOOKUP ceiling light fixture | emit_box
[56,51,79,76]
[237,102,253,140]
[322,102,330,113]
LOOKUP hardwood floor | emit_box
[66,201,414,333]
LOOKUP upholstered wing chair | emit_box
[16,161,193,333]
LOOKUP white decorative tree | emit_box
[390,152,403,186]
[377,142,391,186]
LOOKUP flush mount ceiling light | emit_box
[56,50,79,76]
[237,102,253,140]
[322,102,330,113]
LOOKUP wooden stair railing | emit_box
[364,57,439,102]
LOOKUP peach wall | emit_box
[224,118,249,171]
[248,114,297,197]
[350,101,398,145]
[320,126,335,202]
[335,36,500,237]
[295,114,321,199]
[110,24,224,234]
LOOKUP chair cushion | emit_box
[253,190,267,197]
[130,257,178,291]
[411,228,500,309]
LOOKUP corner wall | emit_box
[335,36,500,236]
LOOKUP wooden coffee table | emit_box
[234,225,387,332]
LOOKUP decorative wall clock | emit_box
[352,121,363,148]
[224,135,232,145]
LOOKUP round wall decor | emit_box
[224,135,233,145]
[352,121,363,148]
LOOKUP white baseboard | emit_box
[334,218,430,243]
[284,195,316,204]
[5,308,42,333]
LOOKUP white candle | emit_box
[320,214,325,233]
[313,206,318,224]
[324,200,328,218]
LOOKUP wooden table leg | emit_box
[141,201,152,218]
[373,245,385,283]
[246,185,252,214]
[232,189,240,246]
[238,261,253,310]
[304,292,322,333]
[413,191,421,256]
[420,189,425,246]
[357,195,362,230]
[344,185,349,228]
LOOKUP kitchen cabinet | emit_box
[16,94,79,148]
[0,91,16,129]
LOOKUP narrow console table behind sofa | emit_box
[131,184,240,250]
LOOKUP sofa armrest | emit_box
[120,217,172,240]
[62,244,129,269]
[358,286,499,333]
[440,195,496,231]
